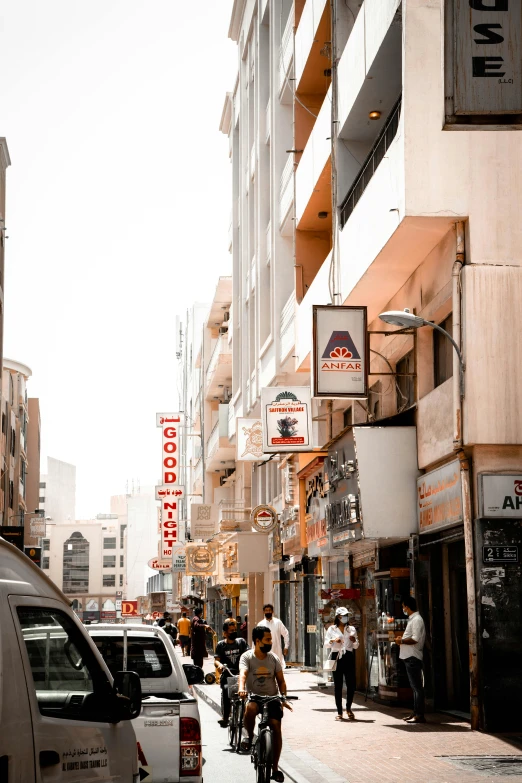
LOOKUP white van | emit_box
[87,624,204,783]
[0,536,141,782]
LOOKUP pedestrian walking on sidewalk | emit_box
[214,618,249,727]
[396,596,426,724]
[324,606,359,721]
[190,607,209,668]
[177,611,191,656]
[257,604,289,667]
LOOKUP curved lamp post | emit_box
[379,309,464,398]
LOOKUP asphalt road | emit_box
[199,696,254,783]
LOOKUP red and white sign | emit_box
[156,485,185,558]
[152,611,162,620]
[156,413,183,484]
[148,558,172,571]
[121,600,139,617]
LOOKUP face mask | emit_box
[228,632,238,641]
[404,610,409,617]
[264,613,273,621]
[340,616,349,624]
[260,643,272,653]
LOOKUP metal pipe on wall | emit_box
[453,221,465,448]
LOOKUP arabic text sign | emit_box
[261,387,313,453]
[172,552,187,572]
[156,485,184,557]
[190,503,218,540]
[417,460,463,533]
[156,413,183,484]
[185,544,216,575]
[480,474,522,517]
[454,0,522,116]
[236,418,270,461]
[312,305,368,398]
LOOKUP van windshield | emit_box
[92,635,172,679]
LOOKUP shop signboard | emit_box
[150,592,167,612]
[261,387,313,453]
[480,474,522,518]
[236,418,269,461]
[156,484,184,557]
[251,504,277,533]
[156,413,183,485]
[321,588,361,600]
[29,514,46,538]
[173,551,187,571]
[186,544,216,576]
[312,305,368,399]
[270,523,283,564]
[121,600,139,617]
[24,546,42,567]
[452,0,521,116]
[0,525,24,552]
[148,558,171,571]
[190,504,218,540]
[417,459,463,533]
[101,611,117,620]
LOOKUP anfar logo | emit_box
[321,331,361,372]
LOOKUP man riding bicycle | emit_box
[238,625,292,782]
[214,618,249,727]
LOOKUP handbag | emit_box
[323,650,338,672]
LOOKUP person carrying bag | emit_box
[324,607,359,721]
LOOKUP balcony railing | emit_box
[279,9,294,94]
[340,95,402,229]
[207,421,219,458]
[279,154,294,228]
[280,291,296,363]
[206,334,230,388]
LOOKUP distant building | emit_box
[25,398,41,546]
[1,359,32,527]
[125,491,159,601]
[39,456,76,524]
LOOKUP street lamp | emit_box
[379,308,464,397]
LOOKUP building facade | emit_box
[0,359,32,530]
[39,456,76,525]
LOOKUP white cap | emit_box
[335,606,351,617]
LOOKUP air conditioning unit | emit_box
[223,311,230,322]
[219,325,229,335]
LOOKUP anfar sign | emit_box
[312,305,368,398]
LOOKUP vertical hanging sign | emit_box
[312,305,368,399]
[156,413,185,558]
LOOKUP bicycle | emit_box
[217,665,244,753]
[248,694,298,783]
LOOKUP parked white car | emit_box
[88,623,204,783]
[0,536,141,782]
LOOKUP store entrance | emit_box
[446,539,470,713]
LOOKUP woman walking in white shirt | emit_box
[324,606,359,721]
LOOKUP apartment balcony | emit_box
[295,0,329,92]
[279,154,294,235]
[205,334,232,400]
[265,99,271,144]
[206,405,235,473]
[219,501,252,534]
[295,86,331,231]
[279,9,294,98]
[280,291,296,366]
[193,457,203,495]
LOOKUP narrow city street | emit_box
[198,698,254,783]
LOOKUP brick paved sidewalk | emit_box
[190,654,522,783]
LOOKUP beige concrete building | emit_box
[25,398,41,547]
[0,359,32,528]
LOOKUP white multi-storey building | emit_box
[39,456,76,525]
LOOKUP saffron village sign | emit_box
[450,0,522,117]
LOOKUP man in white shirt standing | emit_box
[395,595,426,724]
[258,603,289,667]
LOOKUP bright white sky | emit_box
[0,1,236,517]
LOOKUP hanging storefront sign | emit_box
[312,305,368,399]
[261,386,313,452]
[121,600,139,617]
[236,418,270,461]
[270,523,283,564]
[29,515,45,538]
[451,0,521,116]
[151,592,167,612]
[251,504,277,533]
[417,459,463,534]
[190,504,218,540]
[148,558,172,571]
[156,413,183,484]
[186,544,216,575]
[172,551,187,572]
[0,526,24,552]
[480,474,522,518]
[321,588,361,600]
[156,485,184,557]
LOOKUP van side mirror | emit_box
[112,671,142,722]
[183,663,205,685]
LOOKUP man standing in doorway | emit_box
[177,611,191,656]
[396,595,427,723]
[258,603,289,667]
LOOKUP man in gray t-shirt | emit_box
[238,625,292,782]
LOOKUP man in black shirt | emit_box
[214,618,249,727]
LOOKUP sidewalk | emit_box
[191,656,522,783]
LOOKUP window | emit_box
[42,538,50,551]
[39,481,46,489]
[103,575,116,587]
[42,557,49,569]
[103,556,116,569]
[434,313,453,388]
[119,524,126,549]
[103,537,116,550]
[396,351,415,410]
[120,555,124,568]
[16,606,113,721]
[62,532,89,594]
[91,635,173,680]
[119,574,123,587]
[39,496,45,503]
